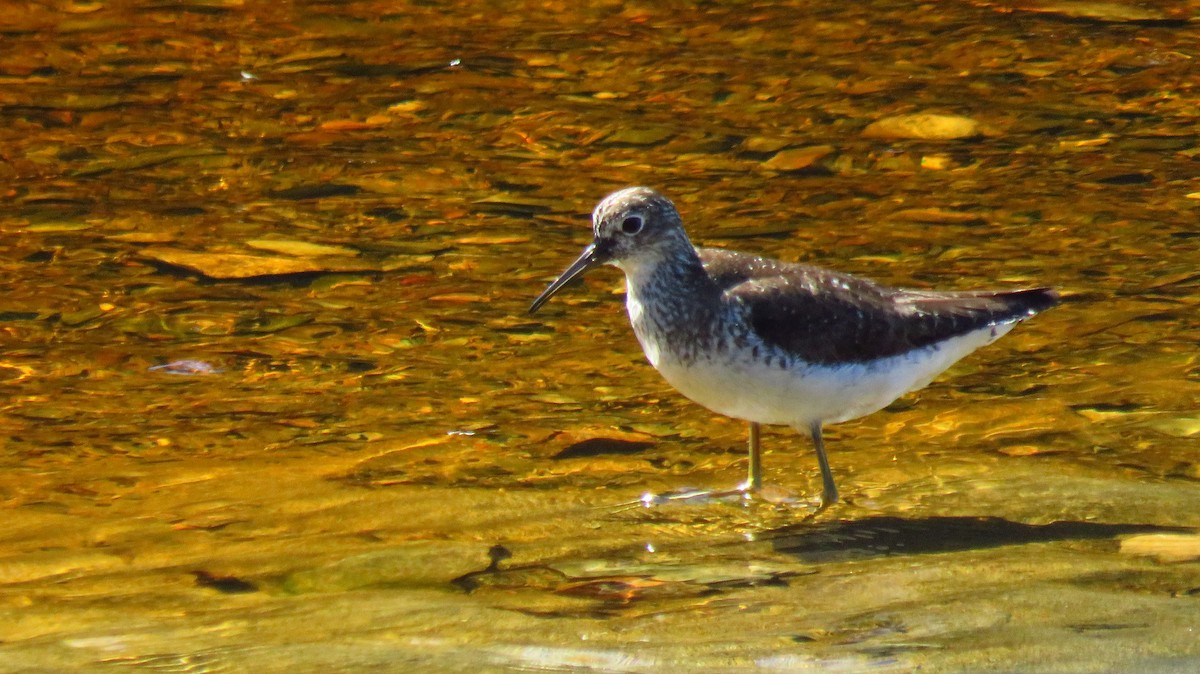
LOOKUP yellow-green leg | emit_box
[747,421,762,490]
[809,421,838,509]
[747,421,837,509]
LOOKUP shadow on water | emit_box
[767,515,1193,564]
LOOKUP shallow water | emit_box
[2,1,1199,672]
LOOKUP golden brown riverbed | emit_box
[2,1,1199,672]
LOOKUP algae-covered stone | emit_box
[140,247,378,279]
[863,113,988,140]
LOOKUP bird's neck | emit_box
[620,246,721,364]
[622,245,714,304]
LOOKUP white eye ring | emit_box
[620,215,644,235]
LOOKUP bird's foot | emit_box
[638,486,752,507]
[618,483,808,510]
[606,486,750,511]
[610,484,836,512]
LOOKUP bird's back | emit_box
[698,247,1059,365]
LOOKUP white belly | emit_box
[645,324,1015,427]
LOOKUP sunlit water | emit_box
[2,1,1199,672]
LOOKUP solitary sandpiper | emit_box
[529,187,1059,509]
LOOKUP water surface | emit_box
[2,1,1199,672]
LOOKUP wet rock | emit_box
[762,145,835,172]
[862,113,988,140]
[741,136,791,154]
[1145,416,1200,438]
[139,247,379,279]
[245,239,361,257]
[1121,534,1200,563]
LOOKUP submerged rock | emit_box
[140,247,378,279]
[862,113,989,140]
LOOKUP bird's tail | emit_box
[898,287,1061,322]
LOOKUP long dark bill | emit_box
[529,243,606,314]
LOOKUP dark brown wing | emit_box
[699,248,1059,364]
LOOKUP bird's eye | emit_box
[620,215,644,235]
